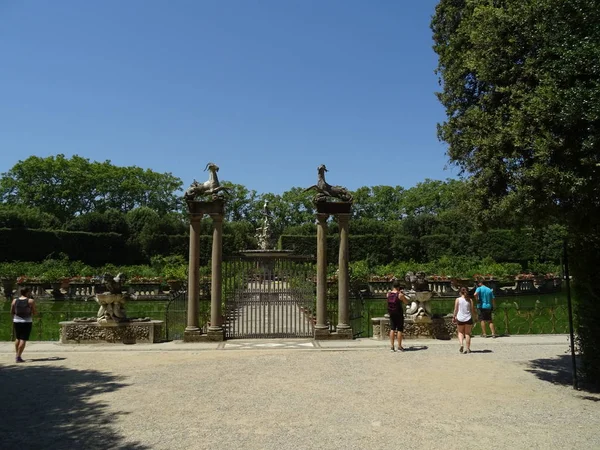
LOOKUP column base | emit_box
[183,330,205,342]
[314,327,330,340]
[334,326,353,340]
[206,327,225,341]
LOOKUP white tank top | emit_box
[456,296,472,322]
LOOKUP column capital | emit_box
[316,213,329,223]
[335,213,351,224]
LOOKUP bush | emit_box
[65,209,129,234]
[0,228,133,266]
[0,205,61,229]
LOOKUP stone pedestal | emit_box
[371,315,456,340]
[60,320,164,344]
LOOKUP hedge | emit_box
[0,229,241,265]
[0,228,132,266]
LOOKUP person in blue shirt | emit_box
[474,280,497,338]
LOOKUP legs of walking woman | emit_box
[464,324,472,353]
[457,324,465,353]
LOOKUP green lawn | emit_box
[1,292,570,341]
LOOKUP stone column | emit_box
[336,213,352,338]
[207,213,224,340]
[315,213,329,338]
[184,215,202,339]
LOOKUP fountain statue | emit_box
[403,271,433,321]
[255,200,274,250]
[96,273,130,324]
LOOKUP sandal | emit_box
[459,346,463,353]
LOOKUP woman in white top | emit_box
[453,287,475,354]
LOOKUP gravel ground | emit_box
[1,337,599,450]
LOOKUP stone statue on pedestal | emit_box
[404,271,433,320]
[96,273,130,323]
[305,164,353,203]
[255,200,274,250]
[183,162,231,201]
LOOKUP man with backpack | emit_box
[11,287,36,363]
[387,280,409,352]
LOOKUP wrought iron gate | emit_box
[223,256,316,338]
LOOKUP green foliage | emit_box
[0,205,61,229]
[0,155,182,221]
[571,230,600,384]
[432,0,600,227]
[0,228,133,266]
[65,209,129,234]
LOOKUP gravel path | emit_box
[1,337,598,450]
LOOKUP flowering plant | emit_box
[16,276,43,284]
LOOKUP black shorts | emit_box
[457,319,473,325]
[14,322,33,341]
[389,313,404,332]
[478,309,493,322]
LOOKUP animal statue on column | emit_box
[305,164,353,203]
[184,162,231,201]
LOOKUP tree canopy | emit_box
[432,0,600,384]
[432,0,600,228]
[0,155,183,221]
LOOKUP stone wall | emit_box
[60,320,163,344]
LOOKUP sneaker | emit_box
[466,349,472,354]
[480,334,488,338]
[459,346,464,353]
[16,357,24,363]
[398,346,405,352]
[492,335,498,339]
[390,347,396,352]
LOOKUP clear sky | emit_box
[0,0,453,194]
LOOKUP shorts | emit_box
[14,322,33,341]
[389,313,404,332]
[457,319,473,325]
[478,309,493,322]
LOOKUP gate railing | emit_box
[223,257,316,338]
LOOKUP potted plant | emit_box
[164,264,187,291]
[0,262,20,299]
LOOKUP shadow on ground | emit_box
[0,362,149,449]
[526,354,600,396]
[403,345,428,352]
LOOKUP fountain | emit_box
[59,273,163,344]
[371,271,456,340]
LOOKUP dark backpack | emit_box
[387,291,399,313]
[15,298,31,318]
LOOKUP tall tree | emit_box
[0,155,182,221]
[432,0,600,384]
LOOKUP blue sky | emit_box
[0,0,453,194]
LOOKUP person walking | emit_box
[387,280,409,352]
[11,287,36,363]
[453,287,475,354]
[474,280,497,338]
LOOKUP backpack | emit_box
[387,291,399,313]
[15,298,31,318]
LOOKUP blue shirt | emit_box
[475,285,494,310]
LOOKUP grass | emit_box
[1,292,571,341]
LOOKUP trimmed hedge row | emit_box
[280,229,561,264]
[0,229,241,266]
[0,228,131,266]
